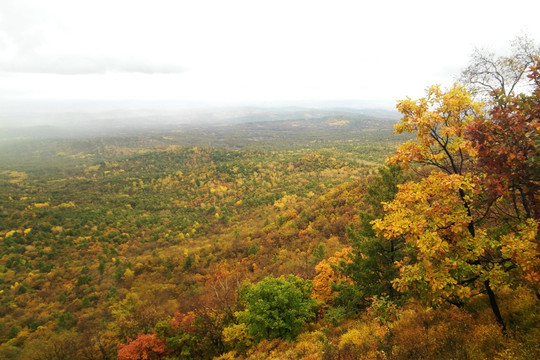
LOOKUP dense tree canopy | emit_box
[373,57,540,332]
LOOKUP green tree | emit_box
[335,165,409,312]
[236,275,317,342]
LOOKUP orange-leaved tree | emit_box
[117,333,167,360]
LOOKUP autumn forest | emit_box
[1,41,539,359]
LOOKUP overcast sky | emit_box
[1,0,539,109]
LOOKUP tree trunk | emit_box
[484,280,506,333]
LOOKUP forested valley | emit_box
[1,45,539,360]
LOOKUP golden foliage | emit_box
[312,247,352,304]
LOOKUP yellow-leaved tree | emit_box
[372,81,539,332]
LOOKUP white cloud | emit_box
[0,0,187,74]
[0,55,185,74]
[0,0,539,104]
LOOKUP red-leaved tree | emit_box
[117,333,167,360]
[468,57,540,221]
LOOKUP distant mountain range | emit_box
[0,107,400,141]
